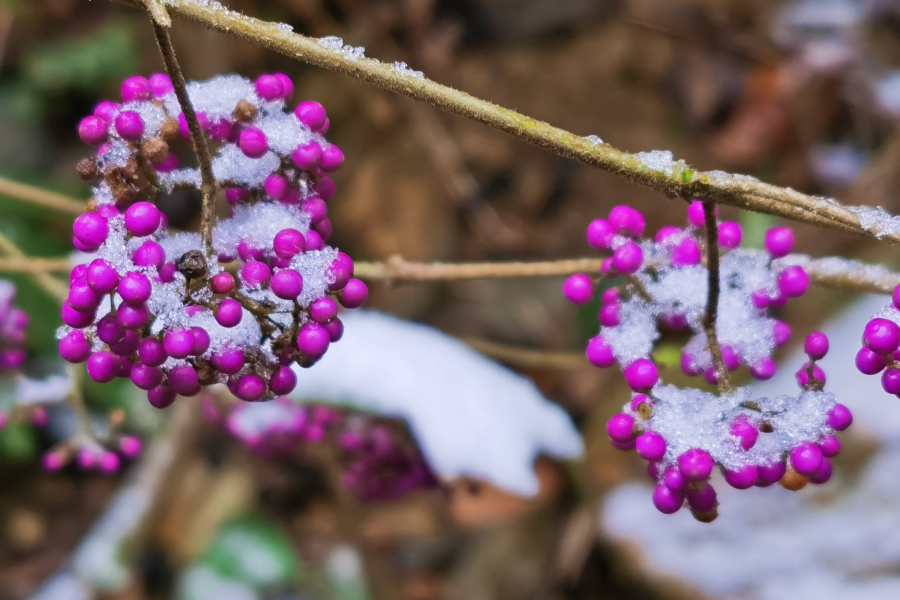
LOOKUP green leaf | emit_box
[202,515,299,588]
[0,422,38,463]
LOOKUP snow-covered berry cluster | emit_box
[221,397,436,501]
[855,286,900,394]
[565,202,851,521]
[59,73,367,406]
[0,280,28,373]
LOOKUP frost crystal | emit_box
[317,36,366,61]
[392,61,425,80]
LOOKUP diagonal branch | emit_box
[0,176,85,215]
[146,7,217,257]
[111,0,900,246]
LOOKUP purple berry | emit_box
[264,173,288,200]
[163,328,195,359]
[210,272,235,294]
[305,230,324,251]
[168,364,199,395]
[804,332,829,360]
[295,101,327,130]
[275,73,294,100]
[635,431,667,461]
[586,336,616,368]
[239,128,268,158]
[121,76,152,102]
[606,413,635,443]
[608,205,645,237]
[685,482,717,511]
[773,320,791,345]
[96,314,125,345]
[241,261,272,288]
[789,442,823,476]
[133,240,165,268]
[67,279,100,312]
[664,467,686,491]
[114,110,144,141]
[750,358,776,380]
[717,221,742,249]
[178,112,209,138]
[721,345,741,371]
[298,322,330,356]
[109,330,140,356]
[120,435,142,458]
[302,197,328,223]
[255,74,284,101]
[724,465,758,489]
[680,352,702,376]
[269,366,297,395]
[59,330,92,363]
[124,202,161,237]
[856,347,887,375]
[795,363,826,387]
[612,241,643,274]
[655,226,681,244]
[764,226,793,258]
[273,229,306,259]
[191,327,211,355]
[138,338,167,367]
[212,347,244,374]
[324,317,344,343]
[118,272,152,305]
[586,219,615,249]
[730,417,759,450]
[864,318,900,355]
[652,483,684,514]
[563,274,594,305]
[320,145,344,173]
[623,358,658,391]
[310,297,338,323]
[73,213,109,248]
[828,403,853,431]
[87,351,119,383]
[271,269,304,300]
[893,284,900,311]
[148,385,176,409]
[131,363,163,390]
[292,142,322,170]
[61,303,95,329]
[118,303,150,329]
[678,448,713,482]
[777,266,809,298]
[756,460,787,487]
[235,374,266,401]
[78,115,109,145]
[340,279,368,309]
[313,176,336,201]
[686,201,706,228]
[670,238,701,267]
[599,303,619,327]
[149,73,173,97]
[810,457,833,484]
[818,434,841,457]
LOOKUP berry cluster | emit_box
[856,287,900,394]
[60,73,367,406]
[565,202,851,521]
[222,397,436,501]
[0,281,29,373]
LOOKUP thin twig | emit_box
[66,363,98,440]
[3,253,899,295]
[701,202,733,393]
[463,337,585,369]
[111,0,900,246]
[0,230,67,301]
[0,176,84,215]
[147,12,217,257]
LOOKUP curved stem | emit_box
[148,14,217,257]
[702,201,733,393]
[0,231,67,301]
[0,177,85,215]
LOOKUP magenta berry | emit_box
[671,238,701,267]
[298,323,330,356]
[764,226,793,258]
[148,385,177,409]
[59,330,92,363]
[586,336,616,368]
[608,205,645,237]
[562,274,594,305]
[855,347,887,374]
[235,374,266,401]
[124,202,161,237]
[686,201,706,228]
[730,417,759,450]
[292,142,322,170]
[114,110,144,140]
[678,449,714,482]
[622,358,658,392]
[635,431,667,461]
[777,266,810,298]
[864,318,900,354]
[827,403,853,431]
[686,482,717,512]
[804,332,829,359]
[652,483,684,514]
[271,269,303,299]
[756,461,786,487]
[612,241,643,274]
[121,76,152,102]
[295,101,328,130]
[724,465,758,489]
[606,413,635,444]
[663,466,686,491]
[210,272,236,294]
[340,279,368,309]
[239,128,268,158]
[818,434,841,457]
[254,74,284,101]
[586,219,615,249]
[717,221,742,249]
[269,366,297,395]
[149,73,173,97]
[789,443,823,476]
[73,213,109,248]
[118,272,152,305]
[168,364,199,395]
[87,351,119,383]
[216,299,243,328]
[79,115,109,145]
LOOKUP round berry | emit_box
[114,110,145,140]
[670,238,701,267]
[686,201,706,228]
[241,261,272,288]
[73,213,109,249]
[269,366,297,395]
[730,417,759,450]
[149,73,173,97]
[756,461,787,487]
[678,448,713,482]
[78,115,109,145]
[864,318,900,355]
[608,205,645,237]
[254,74,284,101]
[724,465,758,489]
[586,219,615,249]
[148,385,177,409]
[320,145,344,173]
[239,128,268,158]
[777,265,809,298]
[210,272,235,294]
[855,347,887,374]
[211,347,244,374]
[652,483,684,514]
[271,269,304,299]
[340,278,368,309]
[586,336,616,368]
[131,363,163,390]
[818,434,841,457]
[121,75,152,102]
[717,221,742,249]
[118,272,152,305]
[310,297,338,323]
[635,431,666,461]
[124,202,162,237]
[606,413,635,443]
[686,482,718,512]
[827,403,853,431]
[789,442,823,476]
[295,101,327,130]
[804,332,829,360]
[764,226,793,258]
[87,351,119,383]
[191,327,211,355]
[612,241,643,274]
[292,142,322,170]
[623,358,658,391]
[138,338,167,367]
[168,365,199,395]
[562,274,594,305]
[59,330,92,363]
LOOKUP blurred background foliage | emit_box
[1,0,900,599]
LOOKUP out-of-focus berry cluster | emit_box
[218,397,437,501]
[60,73,368,407]
[42,433,142,474]
[0,281,28,374]
[564,201,850,522]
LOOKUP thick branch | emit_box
[353,256,604,281]
[111,0,900,246]
[0,176,85,215]
[147,13,217,256]
[701,202,733,393]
